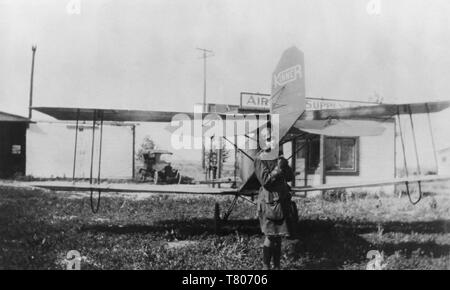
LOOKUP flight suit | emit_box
[254,152,294,237]
[254,151,295,269]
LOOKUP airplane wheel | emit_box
[214,202,221,234]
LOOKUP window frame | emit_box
[325,136,360,176]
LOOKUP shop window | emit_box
[325,137,359,175]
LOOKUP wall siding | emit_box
[26,122,133,179]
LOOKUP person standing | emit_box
[254,142,295,270]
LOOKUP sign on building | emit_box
[240,92,271,110]
[305,98,377,111]
[239,92,378,111]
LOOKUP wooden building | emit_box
[0,111,30,178]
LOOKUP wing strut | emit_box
[408,105,422,175]
[397,108,409,176]
[397,108,414,203]
[222,136,254,162]
[88,110,102,213]
[89,110,96,183]
[70,109,103,213]
[97,111,104,184]
[425,103,439,172]
[233,133,238,188]
[72,109,80,182]
[397,105,422,205]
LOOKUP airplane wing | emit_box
[293,119,386,137]
[33,100,450,124]
[32,107,270,130]
[32,107,196,122]
[291,175,450,193]
[300,100,450,121]
[238,99,450,193]
[30,181,240,195]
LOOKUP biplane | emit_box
[31,46,450,228]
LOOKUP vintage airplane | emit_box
[31,46,450,228]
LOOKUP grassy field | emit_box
[0,183,449,270]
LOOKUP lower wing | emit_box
[291,174,450,192]
[30,181,240,195]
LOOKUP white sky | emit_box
[1,0,450,166]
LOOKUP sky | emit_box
[1,0,450,166]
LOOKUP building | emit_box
[0,111,30,178]
[204,94,396,194]
[26,121,135,179]
[284,98,395,194]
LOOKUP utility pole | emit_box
[28,45,37,119]
[196,47,214,171]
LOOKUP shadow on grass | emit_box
[379,241,450,258]
[80,218,261,236]
[80,217,450,269]
[336,219,450,235]
[292,219,450,269]
[289,219,372,269]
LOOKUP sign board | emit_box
[305,98,377,111]
[239,93,377,112]
[240,92,271,110]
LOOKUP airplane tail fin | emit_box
[238,47,306,190]
[270,46,306,142]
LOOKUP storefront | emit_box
[238,94,396,193]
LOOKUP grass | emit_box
[0,184,449,270]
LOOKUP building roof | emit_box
[0,111,31,122]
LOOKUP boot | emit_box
[263,246,271,270]
[272,242,281,270]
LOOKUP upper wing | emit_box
[33,101,450,124]
[292,119,387,137]
[300,100,450,121]
[32,106,269,124]
[32,107,194,122]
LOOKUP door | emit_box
[0,123,26,178]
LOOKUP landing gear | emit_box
[213,194,257,234]
[213,195,239,234]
